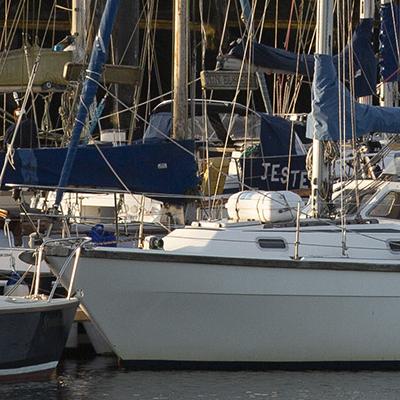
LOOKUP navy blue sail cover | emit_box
[228,19,376,97]
[380,3,400,82]
[241,114,308,191]
[259,114,305,156]
[307,54,400,141]
[0,141,199,196]
[242,154,308,191]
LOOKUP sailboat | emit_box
[0,295,79,380]
[38,0,400,367]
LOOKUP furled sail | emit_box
[228,19,376,98]
[306,54,400,141]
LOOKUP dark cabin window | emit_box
[369,192,400,220]
[389,241,400,252]
[258,239,286,249]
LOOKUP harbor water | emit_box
[2,356,400,400]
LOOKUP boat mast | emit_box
[359,0,374,105]
[310,0,333,218]
[172,0,188,140]
[380,0,398,108]
[71,0,88,62]
[352,0,374,208]
[360,0,374,25]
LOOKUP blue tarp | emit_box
[380,3,400,82]
[0,141,199,196]
[228,19,376,97]
[306,54,400,141]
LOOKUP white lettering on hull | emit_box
[260,162,309,189]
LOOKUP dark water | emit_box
[2,356,400,400]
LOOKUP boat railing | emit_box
[33,237,92,302]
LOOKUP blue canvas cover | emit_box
[0,141,199,197]
[242,154,308,192]
[380,3,400,82]
[240,114,308,191]
[259,114,304,156]
[228,19,376,97]
[229,38,314,77]
[306,54,400,141]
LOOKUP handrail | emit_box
[31,236,92,302]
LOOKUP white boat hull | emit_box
[46,249,400,364]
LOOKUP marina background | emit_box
[2,0,400,393]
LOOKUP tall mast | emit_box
[380,0,398,108]
[359,0,374,105]
[71,0,88,62]
[172,0,188,140]
[310,0,333,218]
[361,0,374,20]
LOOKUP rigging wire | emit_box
[210,0,260,211]
[0,0,26,72]
[1,0,396,250]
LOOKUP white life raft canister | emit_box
[225,190,303,223]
